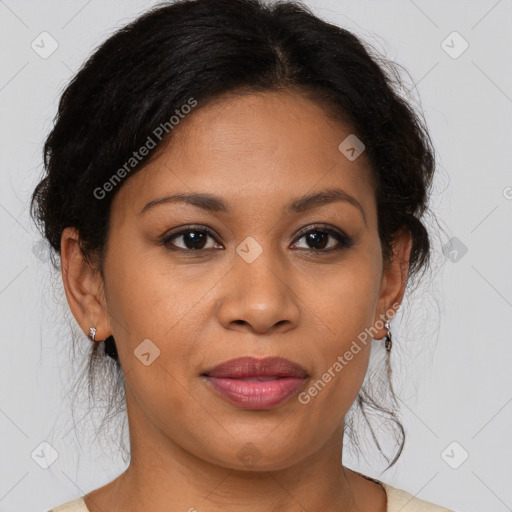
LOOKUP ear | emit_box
[373,228,412,339]
[61,227,111,342]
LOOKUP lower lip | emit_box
[203,376,307,410]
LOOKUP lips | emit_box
[201,357,308,410]
[203,356,308,379]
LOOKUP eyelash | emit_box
[158,224,353,255]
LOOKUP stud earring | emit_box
[88,327,118,362]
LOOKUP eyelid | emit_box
[293,223,346,240]
[161,224,220,238]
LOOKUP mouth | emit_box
[201,356,309,410]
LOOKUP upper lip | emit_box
[202,356,308,379]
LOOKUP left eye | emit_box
[292,228,352,252]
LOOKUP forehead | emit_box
[114,90,375,218]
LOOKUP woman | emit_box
[32,0,455,510]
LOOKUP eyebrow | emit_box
[138,187,367,225]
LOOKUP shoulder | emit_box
[47,496,88,512]
[380,481,456,512]
[351,469,456,512]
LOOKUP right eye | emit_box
[159,226,223,252]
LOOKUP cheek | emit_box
[298,255,381,402]
[102,239,191,334]
[298,285,375,424]
[304,260,381,343]
[102,241,222,377]
[307,299,373,400]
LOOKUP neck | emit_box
[84,388,384,512]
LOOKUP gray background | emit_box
[1,1,511,511]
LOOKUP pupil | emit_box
[185,231,206,249]
[307,232,327,249]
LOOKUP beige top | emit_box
[47,476,455,512]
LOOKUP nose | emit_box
[215,250,300,335]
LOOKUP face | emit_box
[62,90,410,471]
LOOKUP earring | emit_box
[384,316,393,352]
[104,335,118,360]
[88,327,118,362]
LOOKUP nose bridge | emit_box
[216,238,300,333]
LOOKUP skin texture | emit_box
[61,90,412,512]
